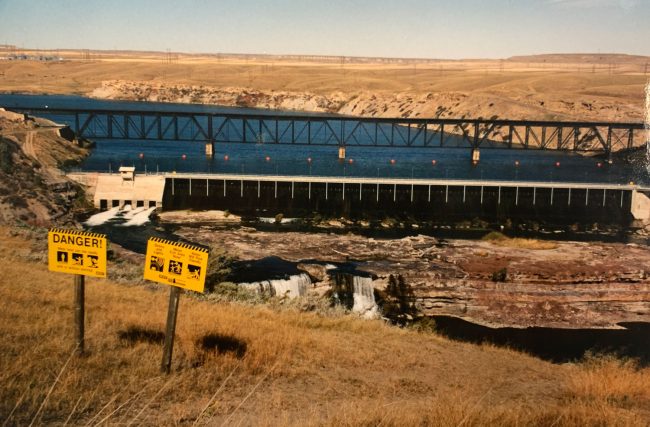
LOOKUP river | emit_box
[1,93,648,185]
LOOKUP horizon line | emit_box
[2,45,649,63]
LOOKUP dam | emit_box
[67,170,650,225]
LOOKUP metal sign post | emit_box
[142,237,209,374]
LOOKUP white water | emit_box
[351,276,379,319]
[84,205,156,227]
[240,273,311,298]
[258,217,299,224]
[122,206,143,218]
[84,207,120,226]
[121,207,156,227]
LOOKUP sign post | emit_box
[74,274,85,354]
[161,286,181,374]
[143,237,209,374]
[48,229,107,355]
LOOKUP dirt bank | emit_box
[0,108,89,226]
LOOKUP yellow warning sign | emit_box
[48,229,107,278]
[143,238,209,293]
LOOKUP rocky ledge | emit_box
[167,218,650,329]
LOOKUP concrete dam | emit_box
[69,171,650,226]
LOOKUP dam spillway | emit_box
[68,172,650,225]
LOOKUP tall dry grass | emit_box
[566,356,650,407]
[1,227,649,425]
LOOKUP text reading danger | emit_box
[52,234,103,248]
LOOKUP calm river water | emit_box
[1,94,648,185]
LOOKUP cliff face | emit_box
[0,108,89,226]
[169,222,650,329]
[90,79,643,124]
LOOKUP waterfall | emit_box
[332,273,379,319]
[351,276,379,319]
[239,273,310,298]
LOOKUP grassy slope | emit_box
[1,227,650,426]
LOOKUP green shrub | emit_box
[204,246,234,291]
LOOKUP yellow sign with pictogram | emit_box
[143,238,209,293]
[48,229,107,278]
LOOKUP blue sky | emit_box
[0,0,648,59]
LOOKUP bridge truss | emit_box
[11,107,644,156]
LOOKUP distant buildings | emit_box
[1,54,64,61]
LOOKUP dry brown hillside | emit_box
[0,108,88,226]
[0,51,647,123]
[2,227,650,426]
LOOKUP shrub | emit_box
[206,281,266,303]
[0,140,14,173]
[491,268,508,282]
[377,274,418,326]
[204,246,234,291]
[482,231,507,241]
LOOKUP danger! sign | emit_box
[143,238,209,293]
[48,229,107,278]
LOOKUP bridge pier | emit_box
[205,142,214,157]
[471,148,480,165]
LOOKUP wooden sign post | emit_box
[74,274,85,354]
[161,287,181,374]
[143,238,209,374]
[48,229,107,355]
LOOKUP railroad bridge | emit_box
[9,106,646,158]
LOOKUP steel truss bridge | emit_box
[10,107,645,156]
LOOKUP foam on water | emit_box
[122,206,145,219]
[84,205,156,227]
[121,207,156,227]
[84,207,121,226]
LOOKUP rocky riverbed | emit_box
[159,211,650,329]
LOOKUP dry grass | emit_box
[482,231,559,250]
[0,52,646,124]
[0,226,648,425]
[567,356,650,407]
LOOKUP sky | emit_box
[0,0,648,59]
